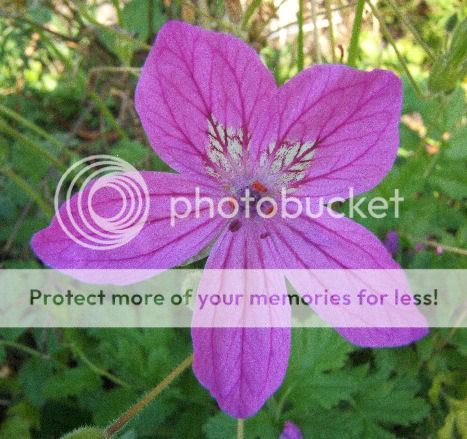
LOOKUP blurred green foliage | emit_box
[0,0,466,438]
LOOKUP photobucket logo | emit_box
[54,155,150,250]
[170,187,404,225]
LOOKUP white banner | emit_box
[0,269,465,328]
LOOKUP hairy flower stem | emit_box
[347,0,365,66]
[237,418,245,439]
[104,354,193,438]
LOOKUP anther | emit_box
[251,180,268,193]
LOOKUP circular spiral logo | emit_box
[54,155,150,250]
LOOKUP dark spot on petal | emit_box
[229,219,242,232]
[260,232,270,239]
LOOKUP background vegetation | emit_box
[0,0,466,437]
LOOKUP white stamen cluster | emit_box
[205,116,246,180]
[204,116,315,191]
[260,139,315,189]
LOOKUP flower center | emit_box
[227,180,277,233]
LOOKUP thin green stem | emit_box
[385,0,434,60]
[0,118,66,172]
[111,0,123,25]
[0,167,52,217]
[104,354,193,438]
[402,235,467,256]
[325,0,336,63]
[237,418,244,439]
[0,339,51,361]
[89,66,141,77]
[347,0,365,66]
[264,2,357,39]
[0,11,79,42]
[368,1,426,98]
[0,103,63,150]
[242,0,262,29]
[69,344,132,389]
[297,0,305,71]
[89,92,128,140]
[311,0,322,63]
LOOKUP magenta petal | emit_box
[252,65,402,201]
[335,327,428,348]
[192,222,290,418]
[135,21,276,179]
[280,421,303,439]
[31,172,226,269]
[269,212,427,347]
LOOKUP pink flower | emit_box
[32,22,427,418]
[280,421,303,439]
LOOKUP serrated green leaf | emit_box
[111,140,149,165]
[203,412,236,439]
[17,357,55,407]
[43,367,101,399]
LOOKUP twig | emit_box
[367,0,427,98]
[0,11,79,43]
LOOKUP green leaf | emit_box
[111,140,149,165]
[121,0,167,42]
[203,412,236,439]
[43,367,101,399]
[288,329,356,373]
[445,125,467,159]
[0,402,40,439]
[17,357,55,407]
[431,161,467,199]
